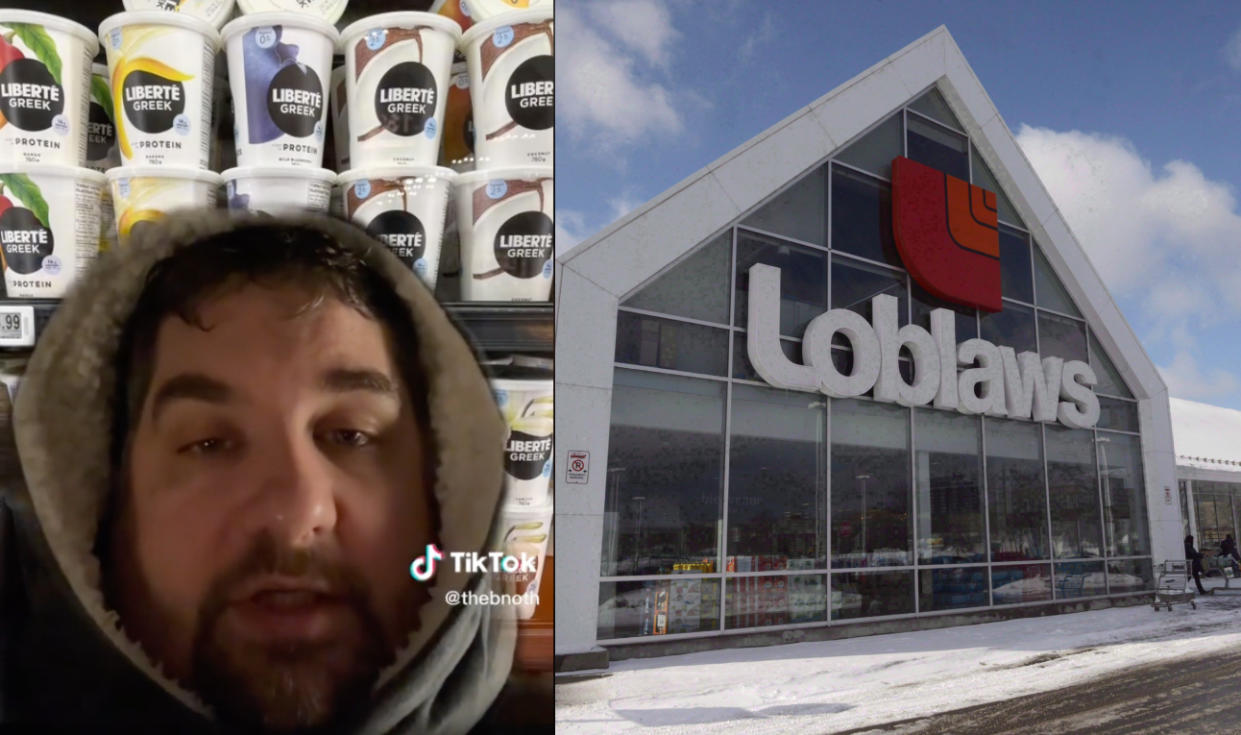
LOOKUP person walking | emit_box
[1186,535,1208,594]
[1221,534,1241,576]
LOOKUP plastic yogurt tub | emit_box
[340,12,462,168]
[0,163,105,298]
[0,11,99,167]
[439,53,473,172]
[454,167,551,301]
[98,12,221,169]
[222,165,334,214]
[429,0,475,33]
[122,0,237,30]
[460,9,552,168]
[86,63,120,172]
[329,63,349,170]
[236,0,348,25]
[491,377,552,507]
[463,0,553,22]
[107,165,221,244]
[222,12,339,168]
[496,499,552,620]
[338,165,455,289]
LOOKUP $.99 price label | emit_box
[0,306,35,347]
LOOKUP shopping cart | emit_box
[1153,560,1197,611]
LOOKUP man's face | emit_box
[110,283,435,730]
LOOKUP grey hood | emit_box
[1,210,515,732]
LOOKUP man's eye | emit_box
[325,429,373,447]
[179,438,232,455]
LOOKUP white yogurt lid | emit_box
[0,10,100,54]
[99,11,223,51]
[221,11,341,45]
[121,0,237,30]
[460,8,552,49]
[106,166,224,185]
[337,165,458,186]
[454,166,552,187]
[463,0,553,24]
[340,11,464,48]
[221,166,337,183]
[236,0,349,25]
[0,163,106,186]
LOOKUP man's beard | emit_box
[190,533,396,733]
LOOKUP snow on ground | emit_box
[556,580,1241,734]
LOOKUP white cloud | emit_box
[1158,351,1239,401]
[607,192,642,223]
[1225,24,1241,72]
[739,12,777,63]
[556,208,590,258]
[588,0,679,69]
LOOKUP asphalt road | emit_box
[840,646,1241,735]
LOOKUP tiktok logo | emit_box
[409,543,443,582]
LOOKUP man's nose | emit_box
[253,430,339,546]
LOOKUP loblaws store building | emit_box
[554,27,1182,672]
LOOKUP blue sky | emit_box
[555,0,1241,410]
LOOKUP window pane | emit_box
[1089,330,1132,398]
[1055,561,1106,599]
[986,418,1050,562]
[919,567,988,611]
[1107,558,1153,593]
[915,410,985,564]
[991,563,1052,604]
[603,370,725,576]
[906,114,969,181]
[831,398,912,568]
[908,88,962,131]
[1046,426,1103,559]
[733,335,801,381]
[1032,246,1081,317]
[598,579,721,639]
[832,256,908,332]
[998,226,1034,304]
[727,385,827,570]
[1037,311,1087,363]
[831,571,915,620]
[1097,397,1139,433]
[615,312,729,376]
[911,279,977,341]
[971,144,1024,228]
[835,113,902,180]
[980,301,1036,355]
[726,574,827,628]
[624,232,731,324]
[1098,433,1150,557]
[831,166,901,267]
[742,166,827,246]
[734,232,829,336]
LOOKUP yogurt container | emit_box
[107,165,220,244]
[222,13,339,168]
[460,10,552,168]
[222,165,333,214]
[0,164,104,298]
[463,0,553,22]
[122,0,237,30]
[328,181,343,219]
[237,0,349,25]
[340,12,461,168]
[492,377,552,506]
[329,62,349,170]
[429,0,475,33]
[86,63,120,172]
[497,500,552,620]
[454,167,551,301]
[99,187,119,253]
[439,53,473,172]
[99,12,220,169]
[0,11,98,167]
[339,165,454,289]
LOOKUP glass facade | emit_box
[600,89,1150,641]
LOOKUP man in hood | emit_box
[0,213,517,732]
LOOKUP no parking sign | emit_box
[566,450,589,484]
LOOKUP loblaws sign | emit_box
[744,156,1101,430]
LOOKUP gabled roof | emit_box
[1171,397,1241,473]
[558,25,1165,406]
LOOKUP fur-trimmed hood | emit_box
[0,211,514,732]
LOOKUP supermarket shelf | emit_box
[0,299,59,352]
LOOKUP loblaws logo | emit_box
[891,155,1001,312]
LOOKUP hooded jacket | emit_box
[0,211,516,732]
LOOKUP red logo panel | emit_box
[891,156,1001,312]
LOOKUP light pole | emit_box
[1096,437,1113,554]
[809,400,827,564]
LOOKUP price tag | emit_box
[0,305,35,347]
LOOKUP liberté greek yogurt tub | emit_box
[107,165,220,245]
[222,13,338,168]
[86,63,120,172]
[329,62,349,171]
[454,167,551,301]
[0,10,98,167]
[460,9,552,168]
[496,499,552,620]
[0,164,105,298]
[439,52,473,172]
[236,0,348,25]
[222,165,333,214]
[340,12,461,168]
[98,11,220,168]
[122,0,237,30]
[463,0,553,22]
[338,165,454,289]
